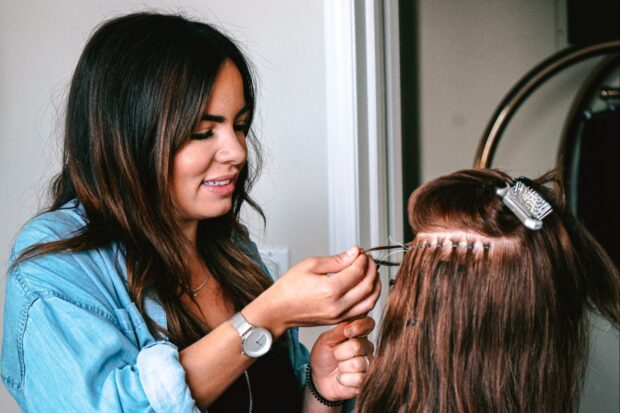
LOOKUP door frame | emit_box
[324,0,403,330]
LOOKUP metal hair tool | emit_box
[496,177,553,230]
[365,244,409,269]
[365,243,410,287]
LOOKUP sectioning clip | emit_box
[496,178,553,230]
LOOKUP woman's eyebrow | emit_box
[235,104,250,119]
[201,113,225,122]
[200,104,250,123]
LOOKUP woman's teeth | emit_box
[203,179,232,186]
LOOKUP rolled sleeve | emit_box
[17,294,198,412]
[286,327,310,388]
[137,341,200,413]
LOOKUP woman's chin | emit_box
[198,203,233,220]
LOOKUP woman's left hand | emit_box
[308,316,376,401]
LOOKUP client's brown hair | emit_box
[358,169,619,413]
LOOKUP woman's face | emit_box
[170,59,249,224]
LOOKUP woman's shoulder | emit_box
[11,200,88,261]
[7,200,127,307]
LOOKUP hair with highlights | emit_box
[15,13,271,349]
[358,169,619,413]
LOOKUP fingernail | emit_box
[345,327,353,337]
[346,246,358,257]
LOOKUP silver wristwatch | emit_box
[229,312,273,358]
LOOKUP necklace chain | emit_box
[244,371,253,413]
[190,272,210,297]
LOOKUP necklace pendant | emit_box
[190,271,210,297]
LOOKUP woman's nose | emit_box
[216,126,246,165]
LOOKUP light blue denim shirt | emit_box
[1,202,310,412]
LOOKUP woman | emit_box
[359,169,619,413]
[1,13,380,412]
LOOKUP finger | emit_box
[344,316,376,338]
[339,257,378,303]
[338,273,381,320]
[327,254,373,298]
[308,246,360,274]
[318,314,374,346]
[333,337,374,361]
[336,372,365,387]
[337,356,370,373]
[318,321,350,345]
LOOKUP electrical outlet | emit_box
[258,247,290,279]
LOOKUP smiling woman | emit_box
[171,60,250,227]
[1,12,380,413]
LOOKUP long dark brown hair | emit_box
[14,13,273,349]
[358,169,619,413]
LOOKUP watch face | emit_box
[243,327,273,358]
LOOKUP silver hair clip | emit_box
[496,178,553,230]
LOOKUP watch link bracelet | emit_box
[229,312,273,358]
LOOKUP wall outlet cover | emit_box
[258,247,290,279]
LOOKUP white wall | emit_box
[416,1,619,412]
[0,1,330,411]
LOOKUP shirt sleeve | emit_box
[20,293,200,413]
[285,327,310,389]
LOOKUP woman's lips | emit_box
[201,175,236,195]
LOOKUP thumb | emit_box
[319,321,351,346]
[310,246,360,274]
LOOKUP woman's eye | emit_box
[191,130,214,140]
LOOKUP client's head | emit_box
[358,168,619,413]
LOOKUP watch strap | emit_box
[230,312,253,338]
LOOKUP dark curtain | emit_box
[576,108,619,267]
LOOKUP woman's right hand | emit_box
[244,246,380,336]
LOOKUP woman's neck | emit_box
[178,218,199,247]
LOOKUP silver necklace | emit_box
[244,371,253,413]
[190,272,210,297]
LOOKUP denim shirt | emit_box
[1,202,310,412]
